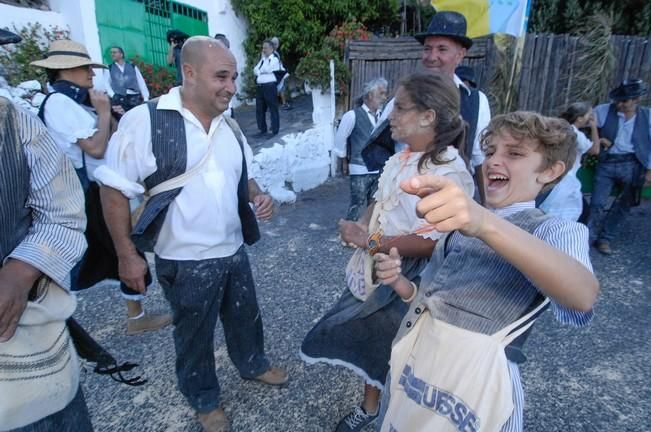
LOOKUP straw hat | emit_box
[30,39,107,70]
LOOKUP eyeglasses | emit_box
[393,104,418,116]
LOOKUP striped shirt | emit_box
[3,104,86,289]
[491,202,594,432]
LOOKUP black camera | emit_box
[166,29,189,46]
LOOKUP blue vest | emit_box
[403,209,551,363]
[347,107,375,166]
[109,62,140,96]
[459,86,480,162]
[599,103,650,166]
[0,98,32,263]
[131,99,260,252]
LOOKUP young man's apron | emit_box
[381,298,549,432]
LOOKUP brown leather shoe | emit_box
[251,366,288,386]
[197,407,230,432]
[596,241,613,255]
[126,313,172,335]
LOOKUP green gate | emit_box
[96,0,208,67]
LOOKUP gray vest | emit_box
[347,107,375,167]
[0,98,32,263]
[399,208,551,363]
[599,103,650,166]
[131,99,260,252]
[109,62,140,96]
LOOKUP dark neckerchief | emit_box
[51,80,92,107]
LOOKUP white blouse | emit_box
[42,92,103,181]
[374,146,474,240]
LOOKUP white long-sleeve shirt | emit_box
[253,54,280,84]
[94,87,254,260]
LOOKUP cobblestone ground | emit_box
[76,178,650,432]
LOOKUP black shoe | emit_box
[281,103,293,110]
[252,131,267,138]
[269,131,278,137]
[335,406,378,432]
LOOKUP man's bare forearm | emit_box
[248,179,263,202]
[100,186,138,257]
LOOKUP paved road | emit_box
[77,178,650,431]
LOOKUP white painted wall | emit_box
[0,3,67,36]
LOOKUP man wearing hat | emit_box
[31,39,172,335]
[375,11,491,201]
[587,79,651,255]
[0,29,92,431]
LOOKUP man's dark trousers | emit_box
[155,246,270,413]
[255,82,279,134]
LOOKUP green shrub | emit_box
[0,23,69,87]
[294,47,351,93]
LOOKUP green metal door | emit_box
[96,0,209,67]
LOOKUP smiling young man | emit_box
[373,111,599,432]
[96,37,287,432]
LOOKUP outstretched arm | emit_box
[402,174,599,312]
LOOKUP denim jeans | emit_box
[587,156,644,244]
[155,246,270,413]
[346,173,380,221]
[9,387,93,432]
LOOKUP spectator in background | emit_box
[538,102,600,221]
[213,33,230,48]
[166,29,189,85]
[104,46,149,116]
[253,39,281,137]
[587,79,651,255]
[31,39,172,336]
[333,77,388,221]
[271,36,292,110]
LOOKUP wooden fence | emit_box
[345,33,651,115]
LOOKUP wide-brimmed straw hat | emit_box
[414,11,473,49]
[30,39,107,70]
[608,79,648,101]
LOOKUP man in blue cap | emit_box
[587,79,651,255]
